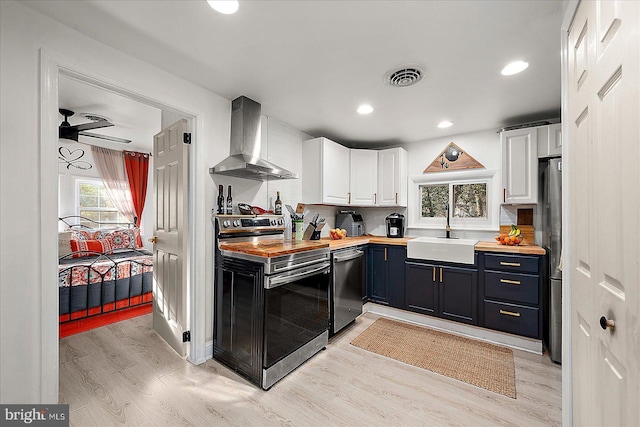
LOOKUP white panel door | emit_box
[321,138,349,205]
[378,148,400,206]
[152,119,190,357]
[349,149,377,206]
[501,127,538,204]
[568,0,639,424]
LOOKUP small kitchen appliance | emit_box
[335,210,366,237]
[385,213,405,238]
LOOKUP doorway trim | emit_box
[40,48,201,401]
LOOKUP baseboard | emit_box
[363,303,543,354]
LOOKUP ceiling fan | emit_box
[59,108,131,144]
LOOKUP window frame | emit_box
[75,178,127,227]
[408,169,500,231]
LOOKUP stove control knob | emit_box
[222,220,230,228]
[232,220,240,227]
[278,219,284,225]
[270,219,276,225]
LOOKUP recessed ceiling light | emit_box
[437,120,453,128]
[207,0,239,14]
[501,60,529,76]
[357,104,374,115]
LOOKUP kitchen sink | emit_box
[406,237,478,265]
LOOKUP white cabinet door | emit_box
[537,123,562,158]
[501,128,538,204]
[302,137,349,205]
[377,147,408,207]
[322,139,350,204]
[349,149,377,206]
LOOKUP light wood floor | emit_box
[59,313,561,426]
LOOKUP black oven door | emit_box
[264,263,330,369]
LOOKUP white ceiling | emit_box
[28,0,563,148]
[59,76,161,152]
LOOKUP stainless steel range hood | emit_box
[209,96,299,181]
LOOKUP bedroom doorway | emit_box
[56,74,191,348]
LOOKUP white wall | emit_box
[0,0,234,403]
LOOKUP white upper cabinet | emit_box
[302,137,350,205]
[501,127,538,204]
[377,147,408,207]
[302,139,407,207]
[349,149,378,206]
[537,123,562,158]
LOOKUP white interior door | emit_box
[568,1,639,424]
[152,119,190,357]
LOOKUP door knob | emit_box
[599,316,615,331]
[148,236,158,244]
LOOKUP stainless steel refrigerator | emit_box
[540,157,562,363]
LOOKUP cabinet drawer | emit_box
[484,253,539,274]
[484,271,538,305]
[484,300,539,338]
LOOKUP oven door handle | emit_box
[265,263,330,289]
[333,250,364,263]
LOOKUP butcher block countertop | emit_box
[219,239,329,257]
[323,236,414,250]
[219,236,545,257]
[474,241,546,255]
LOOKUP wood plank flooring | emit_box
[59,313,561,426]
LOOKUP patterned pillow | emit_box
[95,228,138,251]
[70,239,106,257]
[70,229,93,241]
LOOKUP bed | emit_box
[58,216,153,337]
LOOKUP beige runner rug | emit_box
[351,318,516,398]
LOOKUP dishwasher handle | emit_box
[333,250,364,263]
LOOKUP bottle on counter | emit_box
[217,185,224,214]
[226,185,233,215]
[274,191,282,215]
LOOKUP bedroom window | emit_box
[77,180,127,228]
[409,169,499,231]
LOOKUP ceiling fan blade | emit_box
[73,121,114,132]
[78,131,131,144]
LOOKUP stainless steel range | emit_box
[213,214,330,390]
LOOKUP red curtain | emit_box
[124,151,150,227]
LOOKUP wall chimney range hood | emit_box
[209,96,299,181]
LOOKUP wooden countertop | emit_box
[219,239,329,257]
[219,235,545,257]
[474,241,546,255]
[321,236,414,250]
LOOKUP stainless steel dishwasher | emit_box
[330,246,364,336]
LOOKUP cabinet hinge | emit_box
[182,331,191,342]
[183,133,192,144]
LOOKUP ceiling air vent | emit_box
[385,65,425,87]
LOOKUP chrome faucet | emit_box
[445,203,451,238]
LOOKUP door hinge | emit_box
[182,331,191,342]
[183,133,192,144]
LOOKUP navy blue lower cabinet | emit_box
[405,261,437,315]
[439,266,478,325]
[405,260,478,325]
[367,245,406,307]
[479,252,543,339]
[368,245,389,304]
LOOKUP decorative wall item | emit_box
[423,142,484,172]
[58,146,92,170]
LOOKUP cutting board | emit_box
[499,225,534,245]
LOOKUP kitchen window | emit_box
[76,179,127,228]
[409,169,499,231]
